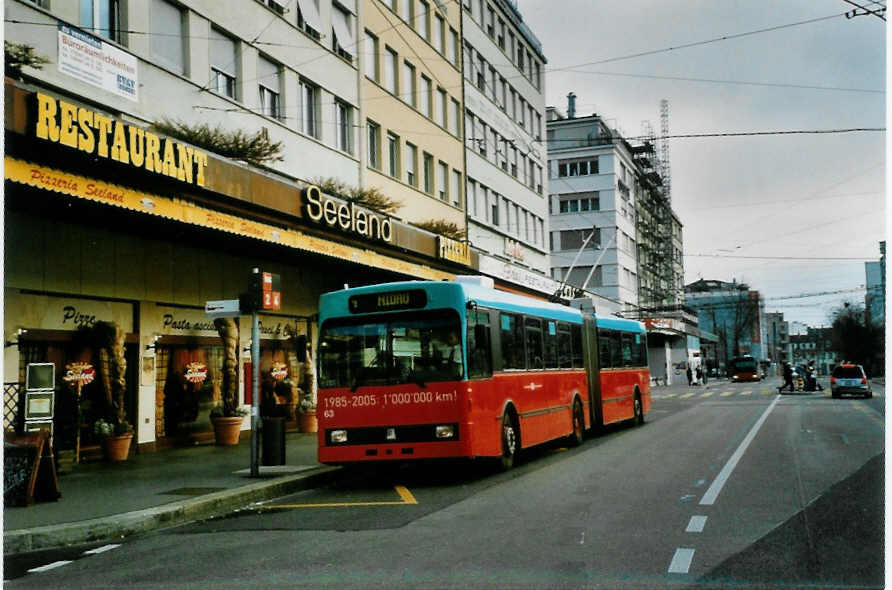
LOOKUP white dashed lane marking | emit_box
[83,544,121,555]
[685,515,708,533]
[28,561,72,574]
[668,548,695,574]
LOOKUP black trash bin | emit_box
[261,417,286,466]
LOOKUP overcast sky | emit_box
[517,0,886,325]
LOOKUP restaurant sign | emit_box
[303,185,393,242]
[34,92,209,187]
[438,236,471,266]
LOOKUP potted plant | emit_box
[298,396,317,433]
[209,404,249,445]
[93,418,134,462]
[211,317,245,445]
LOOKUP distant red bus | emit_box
[316,278,650,469]
[728,356,761,382]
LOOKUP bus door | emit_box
[582,314,603,428]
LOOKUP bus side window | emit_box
[608,331,621,368]
[468,310,492,378]
[570,324,583,368]
[557,323,572,368]
[598,329,611,368]
[545,321,559,368]
[621,333,634,367]
[500,313,524,370]
[525,317,544,369]
[634,333,647,367]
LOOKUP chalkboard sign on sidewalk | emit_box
[4,430,61,507]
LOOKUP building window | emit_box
[433,14,444,53]
[449,28,460,66]
[365,31,379,82]
[451,99,461,137]
[478,121,487,157]
[476,55,486,92]
[417,0,430,40]
[335,100,353,154]
[491,199,499,227]
[486,5,495,37]
[402,61,416,106]
[497,18,505,49]
[368,120,381,170]
[331,4,355,61]
[258,56,281,120]
[151,0,184,74]
[511,147,518,177]
[81,0,122,42]
[557,158,599,177]
[296,0,322,38]
[436,88,447,127]
[420,75,432,118]
[300,78,320,138]
[209,28,237,99]
[517,44,524,69]
[387,133,400,178]
[423,152,433,193]
[401,0,414,24]
[438,161,448,201]
[384,47,398,94]
[405,143,417,186]
[452,169,462,207]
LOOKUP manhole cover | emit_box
[160,487,226,496]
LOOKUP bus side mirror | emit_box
[295,335,308,363]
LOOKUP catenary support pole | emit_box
[251,308,260,477]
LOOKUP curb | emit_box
[3,465,341,555]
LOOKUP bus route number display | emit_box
[348,290,427,314]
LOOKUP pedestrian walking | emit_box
[686,364,693,386]
[696,366,704,386]
[778,362,794,393]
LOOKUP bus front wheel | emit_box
[500,411,518,471]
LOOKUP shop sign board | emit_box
[5,291,134,335]
[58,24,138,102]
[504,238,525,262]
[477,254,558,296]
[303,185,393,243]
[33,92,209,187]
[438,236,471,266]
[205,299,241,319]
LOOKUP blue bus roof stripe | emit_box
[319,280,646,333]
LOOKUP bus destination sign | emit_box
[349,290,427,314]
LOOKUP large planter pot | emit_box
[212,416,243,446]
[298,410,317,433]
[104,433,133,462]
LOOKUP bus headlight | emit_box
[330,430,348,444]
[435,425,455,439]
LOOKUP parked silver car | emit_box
[830,364,872,399]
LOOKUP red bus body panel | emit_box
[317,367,650,464]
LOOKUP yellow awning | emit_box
[5,157,453,282]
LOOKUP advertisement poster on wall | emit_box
[57,24,138,102]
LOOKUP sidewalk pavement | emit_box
[4,431,339,555]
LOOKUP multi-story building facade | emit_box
[685,279,767,372]
[865,240,885,328]
[460,0,549,280]
[764,311,790,374]
[790,328,836,375]
[4,0,478,454]
[361,0,466,228]
[546,99,639,313]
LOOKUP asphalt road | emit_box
[6,377,884,589]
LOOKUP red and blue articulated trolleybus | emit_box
[316,276,650,469]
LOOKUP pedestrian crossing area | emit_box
[654,388,788,400]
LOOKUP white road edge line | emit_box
[28,561,73,574]
[700,395,781,506]
[668,548,695,574]
[83,544,121,555]
[686,515,708,533]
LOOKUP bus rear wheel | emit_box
[500,411,518,471]
[568,398,584,447]
[633,392,645,426]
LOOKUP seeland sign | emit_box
[303,185,393,243]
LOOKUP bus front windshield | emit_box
[318,310,464,389]
[731,359,757,373]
